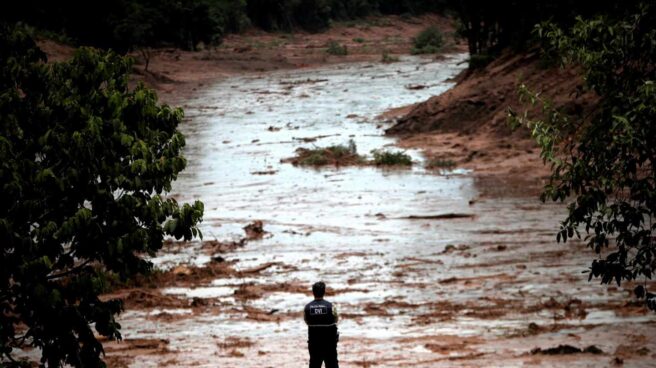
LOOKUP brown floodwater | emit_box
[106,55,656,367]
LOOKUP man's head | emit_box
[312,281,326,299]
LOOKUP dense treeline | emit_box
[0,24,204,367]
[2,0,646,57]
[246,0,448,32]
[452,0,644,64]
[1,0,448,52]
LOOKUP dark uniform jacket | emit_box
[304,299,339,342]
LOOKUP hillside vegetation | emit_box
[2,0,450,51]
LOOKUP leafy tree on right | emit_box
[509,3,656,311]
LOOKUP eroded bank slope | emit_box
[385,50,597,195]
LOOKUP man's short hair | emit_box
[312,282,326,298]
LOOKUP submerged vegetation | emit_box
[287,141,413,167]
[290,140,364,166]
[371,149,413,166]
[426,158,456,169]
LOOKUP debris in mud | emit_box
[527,322,541,335]
[121,290,189,309]
[531,345,604,355]
[243,305,285,322]
[439,277,459,284]
[211,255,226,263]
[292,134,339,143]
[202,238,247,253]
[405,84,428,90]
[539,297,588,320]
[191,297,208,307]
[243,220,268,240]
[218,336,254,350]
[279,78,329,86]
[401,213,474,220]
[234,283,265,300]
[440,244,470,254]
[172,265,192,276]
[239,262,283,274]
[282,229,311,236]
[217,336,253,358]
[250,170,278,175]
[615,344,652,359]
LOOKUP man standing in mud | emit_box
[304,281,339,368]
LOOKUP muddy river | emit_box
[106,55,656,367]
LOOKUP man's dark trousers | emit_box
[308,333,338,368]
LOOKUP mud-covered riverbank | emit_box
[99,53,656,367]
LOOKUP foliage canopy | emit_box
[411,26,444,54]
[509,4,656,311]
[0,26,204,366]
[1,0,450,51]
[451,0,642,66]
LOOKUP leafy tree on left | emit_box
[0,25,204,367]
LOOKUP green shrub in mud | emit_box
[412,26,444,54]
[371,149,413,166]
[426,158,456,169]
[326,40,348,56]
[0,25,204,366]
[287,141,413,167]
[290,140,365,166]
[381,50,400,63]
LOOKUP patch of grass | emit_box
[353,37,365,43]
[426,158,456,169]
[326,40,348,56]
[292,140,364,166]
[371,149,413,166]
[381,50,399,63]
[411,26,444,55]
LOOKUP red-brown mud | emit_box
[35,16,655,368]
